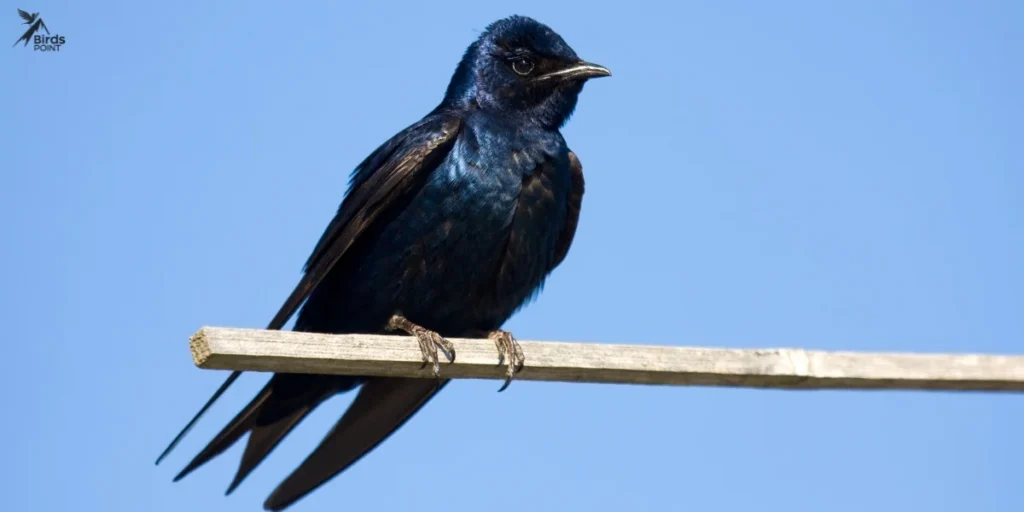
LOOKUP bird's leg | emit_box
[468,329,524,392]
[386,314,455,378]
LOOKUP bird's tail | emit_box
[262,377,449,511]
[173,373,349,492]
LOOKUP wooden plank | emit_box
[189,326,1024,392]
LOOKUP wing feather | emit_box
[269,114,463,330]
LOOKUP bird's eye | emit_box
[511,57,535,76]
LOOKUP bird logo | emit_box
[13,9,49,47]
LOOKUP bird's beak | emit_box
[536,61,612,83]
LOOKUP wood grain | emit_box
[189,326,1024,392]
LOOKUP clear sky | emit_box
[3,1,1022,511]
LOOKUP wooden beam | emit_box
[189,326,1024,392]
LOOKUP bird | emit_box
[13,9,48,47]
[156,15,609,510]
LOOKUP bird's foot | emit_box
[489,329,525,392]
[387,314,455,378]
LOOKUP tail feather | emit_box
[262,377,448,511]
[174,374,350,489]
[173,380,273,482]
[225,400,317,494]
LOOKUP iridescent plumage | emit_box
[159,15,609,510]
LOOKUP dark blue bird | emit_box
[157,15,609,510]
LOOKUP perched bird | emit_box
[157,15,609,510]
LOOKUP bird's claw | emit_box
[489,330,524,392]
[387,314,455,379]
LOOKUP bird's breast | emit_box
[384,125,570,331]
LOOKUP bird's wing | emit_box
[263,378,449,511]
[18,9,32,22]
[273,112,463,330]
[551,151,585,269]
[155,113,463,465]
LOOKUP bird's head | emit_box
[442,15,610,129]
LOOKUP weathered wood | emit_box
[189,326,1024,392]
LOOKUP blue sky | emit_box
[3,1,1022,511]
